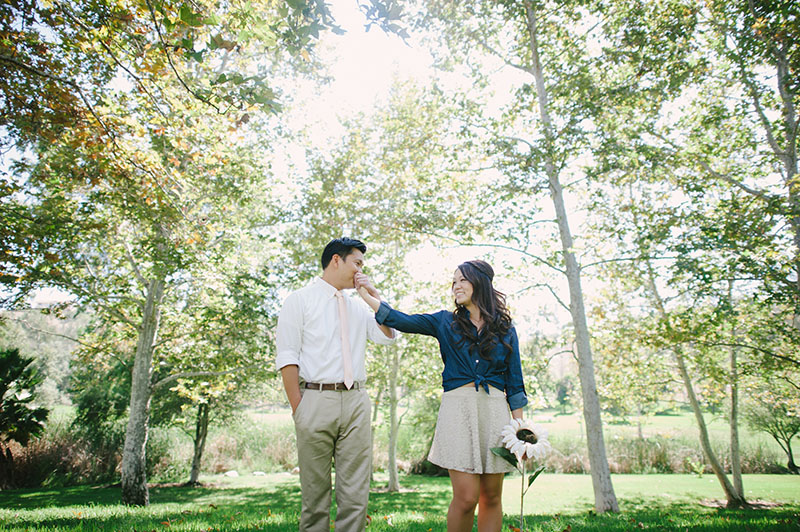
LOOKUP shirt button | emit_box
[475,359,479,364]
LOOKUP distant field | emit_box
[247,405,789,472]
[526,408,771,443]
[253,404,780,444]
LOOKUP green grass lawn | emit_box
[1,473,798,531]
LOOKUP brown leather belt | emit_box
[304,382,360,391]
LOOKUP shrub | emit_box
[541,431,785,475]
[3,409,187,487]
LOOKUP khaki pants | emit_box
[293,387,372,532]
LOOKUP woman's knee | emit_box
[479,475,504,507]
[479,489,502,508]
[451,492,479,513]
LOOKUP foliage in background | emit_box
[0,348,49,487]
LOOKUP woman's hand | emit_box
[355,273,381,311]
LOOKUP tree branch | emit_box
[4,315,131,369]
[152,364,262,389]
[694,341,799,368]
[0,54,187,221]
[468,31,534,76]
[515,283,569,311]
[119,236,149,288]
[52,0,170,119]
[651,130,778,201]
[378,223,566,274]
[143,0,222,113]
[581,254,681,271]
[0,53,114,141]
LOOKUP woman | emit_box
[356,260,527,532]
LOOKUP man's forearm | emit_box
[378,323,395,338]
[281,364,301,413]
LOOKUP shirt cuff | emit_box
[275,351,300,371]
[375,301,391,325]
[507,391,528,411]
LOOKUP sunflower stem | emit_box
[520,459,525,531]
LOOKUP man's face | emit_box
[336,249,364,288]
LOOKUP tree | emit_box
[744,374,800,474]
[1,0,405,505]
[0,309,89,405]
[570,0,800,506]
[413,0,620,511]
[152,267,275,485]
[0,348,49,488]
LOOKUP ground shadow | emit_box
[2,477,799,532]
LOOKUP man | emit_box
[276,237,396,532]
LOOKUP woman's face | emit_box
[452,268,474,306]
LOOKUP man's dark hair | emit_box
[321,237,367,270]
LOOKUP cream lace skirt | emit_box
[428,384,514,474]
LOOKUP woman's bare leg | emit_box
[447,470,480,532]
[476,473,505,532]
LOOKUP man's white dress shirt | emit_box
[276,277,396,383]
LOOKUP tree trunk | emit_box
[675,346,745,507]
[727,281,744,498]
[729,347,743,496]
[523,0,618,513]
[787,442,798,474]
[643,263,745,507]
[189,402,210,485]
[121,277,165,506]
[0,446,13,489]
[774,48,800,295]
[372,388,382,423]
[387,345,400,492]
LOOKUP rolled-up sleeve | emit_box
[504,327,528,410]
[375,301,440,337]
[275,292,303,370]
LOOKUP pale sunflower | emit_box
[500,418,551,462]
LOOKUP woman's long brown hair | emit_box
[452,260,513,360]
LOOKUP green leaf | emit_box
[179,4,204,27]
[527,465,545,488]
[490,446,518,468]
[285,0,306,11]
[203,14,221,26]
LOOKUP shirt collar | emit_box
[315,277,341,299]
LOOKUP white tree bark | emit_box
[523,0,618,513]
[121,276,165,506]
[727,281,743,498]
[644,263,744,507]
[189,402,210,485]
[387,345,401,492]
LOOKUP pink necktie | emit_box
[334,290,354,389]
